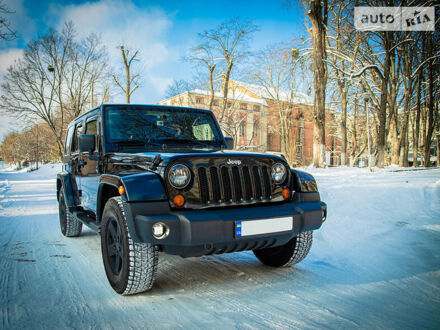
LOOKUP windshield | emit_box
[104,106,224,152]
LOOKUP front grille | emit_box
[198,165,273,205]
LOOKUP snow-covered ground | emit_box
[0,162,439,329]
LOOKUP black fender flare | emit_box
[291,169,318,192]
[98,172,167,242]
[57,172,79,208]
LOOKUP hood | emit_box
[108,150,287,170]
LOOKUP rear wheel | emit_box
[58,189,82,237]
[253,231,313,267]
[101,197,158,295]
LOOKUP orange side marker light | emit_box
[173,195,185,207]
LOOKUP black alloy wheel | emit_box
[106,217,124,276]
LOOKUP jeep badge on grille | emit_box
[227,159,241,165]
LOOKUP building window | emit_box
[213,99,219,106]
[253,105,260,111]
[253,120,259,137]
[239,122,246,137]
[240,103,247,110]
[227,101,232,108]
[267,133,274,146]
[196,97,203,104]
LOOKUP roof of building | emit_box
[159,80,314,107]
[232,80,314,106]
[190,89,268,106]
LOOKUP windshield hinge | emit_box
[150,154,162,171]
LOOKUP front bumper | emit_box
[123,192,327,257]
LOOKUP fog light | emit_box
[152,222,169,239]
[173,194,185,207]
[282,188,290,200]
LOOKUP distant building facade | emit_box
[159,80,340,166]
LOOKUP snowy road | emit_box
[0,163,439,329]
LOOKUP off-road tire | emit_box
[58,189,82,237]
[253,231,313,267]
[101,197,158,295]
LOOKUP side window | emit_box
[72,124,83,153]
[85,119,98,151]
[64,126,74,155]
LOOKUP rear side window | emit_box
[85,119,98,151]
[64,126,74,155]
[72,124,83,153]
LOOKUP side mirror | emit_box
[224,137,234,150]
[78,134,95,153]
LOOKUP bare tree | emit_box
[0,0,17,41]
[164,79,194,100]
[199,18,258,128]
[112,45,141,104]
[308,0,328,167]
[186,45,218,110]
[250,45,303,163]
[64,32,110,115]
[423,31,438,167]
[0,23,109,159]
[326,1,362,166]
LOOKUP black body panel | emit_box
[123,193,325,257]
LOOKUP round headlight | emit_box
[168,164,191,189]
[271,163,287,184]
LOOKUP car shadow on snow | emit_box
[144,252,316,296]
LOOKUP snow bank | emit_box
[0,161,62,179]
[0,164,439,329]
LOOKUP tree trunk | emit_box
[413,71,422,167]
[399,37,413,168]
[208,64,216,111]
[125,62,130,104]
[390,110,400,165]
[220,62,233,125]
[308,0,328,168]
[424,36,435,167]
[340,95,347,166]
[350,94,358,166]
[376,32,392,168]
[399,108,410,167]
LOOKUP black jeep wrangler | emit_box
[57,104,327,295]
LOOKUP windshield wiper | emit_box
[157,138,219,148]
[112,139,163,151]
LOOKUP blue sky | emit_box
[0,0,308,139]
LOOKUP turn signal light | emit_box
[118,185,125,195]
[282,188,290,200]
[173,194,185,207]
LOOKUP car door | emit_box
[78,115,101,213]
[71,122,84,198]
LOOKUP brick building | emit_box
[159,80,340,166]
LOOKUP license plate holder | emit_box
[235,216,293,238]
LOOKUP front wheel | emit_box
[253,231,313,267]
[58,189,82,237]
[101,197,158,295]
